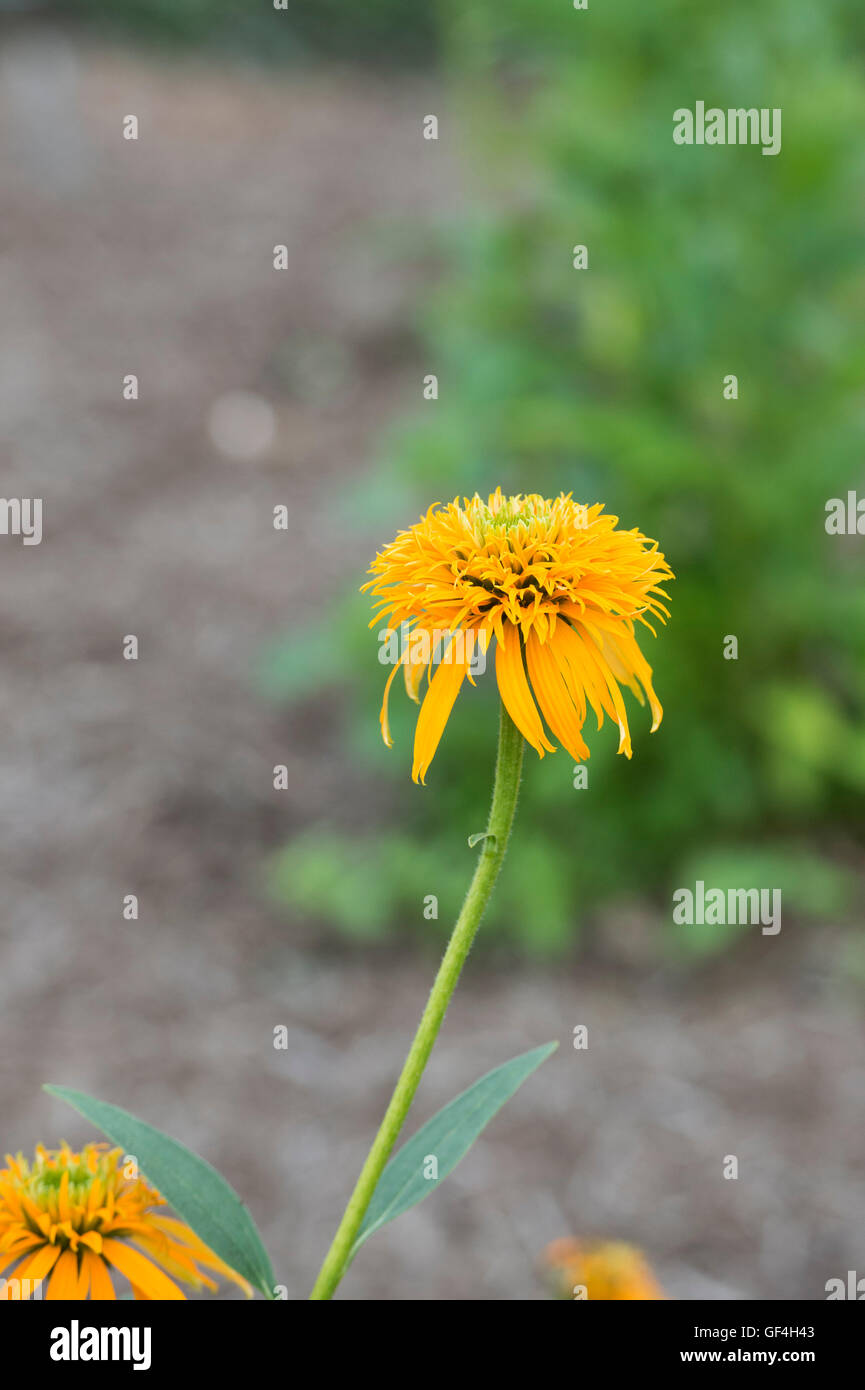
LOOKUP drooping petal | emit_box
[46,1249,80,1300]
[494,623,556,756]
[74,1250,91,1300]
[525,632,590,762]
[131,1235,216,1292]
[148,1215,253,1295]
[102,1238,186,1300]
[404,652,427,702]
[569,623,636,756]
[378,652,406,748]
[411,646,471,784]
[6,1241,62,1295]
[85,1250,116,1301]
[0,1250,27,1279]
[602,629,663,731]
[552,619,614,736]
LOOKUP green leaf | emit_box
[467,831,496,848]
[351,1041,557,1257]
[43,1085,276,1299]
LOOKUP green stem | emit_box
[309,701,525,1300]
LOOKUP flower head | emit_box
[543,1237,666,1300]
[365,490,672,782]
[0,1143,251,1300]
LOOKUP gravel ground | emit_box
[0,28,862,1301]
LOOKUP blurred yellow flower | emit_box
[365,490,672,782]
[0,1143,251,1300]
[543,1237,667,1300]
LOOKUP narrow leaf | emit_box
[43,1085,275,1299]
[351,1041,557,1256]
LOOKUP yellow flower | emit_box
[543,1237,667,1300]
[365,490,673,782]
[0,1143,252,1300]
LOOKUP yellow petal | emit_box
[84,1250,116,1301]
[411,647,470,783]
[3,1241,62,1296]
[102,1238,186,1300]
[46,1249,80,1300]
[379,651,407,748]
[494,623,555,756]
[525,632,589,762]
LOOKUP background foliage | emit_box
[50,0,436,63]
[265,0,865,954]
[56,0,864,953]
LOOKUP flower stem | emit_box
[309,701,525,1300]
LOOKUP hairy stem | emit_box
[309,701,524,1300]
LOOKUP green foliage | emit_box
[57,0,436,63]
[268,813,577,954]
[351,1042,557,1257]
[669,845,855,956]
[44,1086,276,1298]
[268,0,865,953]
[269,830,467,945]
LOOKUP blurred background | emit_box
[1,0,863,1299]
